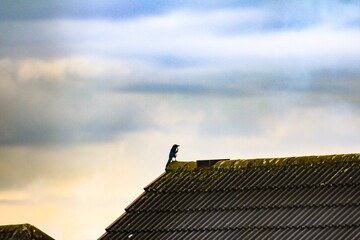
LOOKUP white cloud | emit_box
[0,57,153,145]
[62,14,359,68]
[1,57,129,83]
[1,8,359,72]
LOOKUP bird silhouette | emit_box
[166,144,179,167]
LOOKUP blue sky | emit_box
[0,1,359,239]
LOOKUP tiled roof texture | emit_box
[99,153,360,240]
[0,223,54,240]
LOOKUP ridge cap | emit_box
[166,153,360,171]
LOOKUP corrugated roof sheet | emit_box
[0,223,54,240]
[99,153,360,240]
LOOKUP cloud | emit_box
[116,70,360,112]
[1,0,359,23]
[1,5,360,60]
[0,1,164,20]
[0,57,155,146]
[0,88,154,145]
[0,53,359,147]
[16,57,130,82]
[0,56,130,83]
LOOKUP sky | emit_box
[0,0,359,239]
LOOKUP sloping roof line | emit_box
[101,172,167,236]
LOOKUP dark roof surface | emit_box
[0,224,54,240]
[99,153,360,240]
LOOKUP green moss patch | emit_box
[166,153,360,172]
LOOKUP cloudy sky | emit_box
[0,0,359,239]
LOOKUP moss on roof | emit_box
[166,161,197,171]
[166,153,360,172]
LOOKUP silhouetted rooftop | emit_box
[0,224,54,240]
[99,153,360,240]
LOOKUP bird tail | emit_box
[166,158,172,167]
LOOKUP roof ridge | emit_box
[166,153,360,171]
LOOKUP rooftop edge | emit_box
[166,153,360,172]
[0,223,54,240]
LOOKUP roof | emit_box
[0,224,54,240]
[99,153,360,240]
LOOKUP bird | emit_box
[166,144,179,167]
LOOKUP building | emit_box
[0,224,54,240]
[99,153,360,239]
